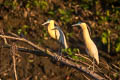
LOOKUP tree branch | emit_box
[0,35,105,80]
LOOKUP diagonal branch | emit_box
[0,35,105,80]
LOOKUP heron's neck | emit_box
[82,27,92,44]
[48,22,55,29]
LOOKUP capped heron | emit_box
[72,22,99,72]
[42,19,68,56]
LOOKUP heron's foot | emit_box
[58,50,62,57]
[58,49,62,55]
[87,65,92,70]
[87,65,95,72]
[54,55,62,61]
[58,56,62,61]
[53,50,62,61]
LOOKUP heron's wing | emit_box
[85,48,89,55]
[86,40,99,64]
[86,25,91,36]
[53,26,68,49]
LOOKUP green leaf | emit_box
[58,9,66,15]
[34,1,39,6]
[67,48,73,55]
[106,10,110,16]
[107,29,111,35]
[48,11,55,15]
[96,11,100,15]
[102,37,107,44]
[26,3,30,8]
[115,43,120,52]
[73,48,79,53]
[39,1,48,10]
[62,48,67,53]
[68,48,72,52]
[23,25,29,29]
[102,32,108,37]
[17,29,22,35]
[72,56,79,60]
[101,32,108,44]
[68,52,73,56]
[24,31,28,35]
[28,59,34,63]
[80,4,89,10]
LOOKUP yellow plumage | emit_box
[72,22,99,71]
[81,23,99,64]
[48,20,60,40]
[42,20,68,49]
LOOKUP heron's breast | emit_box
[86,40,98,57]
[48,28,60,40]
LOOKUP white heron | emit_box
[42,19,68,56]
[72,22,99,72]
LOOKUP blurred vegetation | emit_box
[62,48,86,61]
[17,25,29,36]
[101,29,111,53]
[26,0,48,10]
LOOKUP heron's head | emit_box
[72,22,87,29]
[42,19,54,25]
[72,22,91,35]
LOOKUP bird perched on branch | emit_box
[72,22,99,72]
[42,19,68,56]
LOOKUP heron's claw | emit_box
[54,55,62,61]
[87,65,95,73]
[87,65,92,70]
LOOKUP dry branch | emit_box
[0,34,105,80]
[10,42,18,80]
[0,28,8,44]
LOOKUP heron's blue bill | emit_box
[72,22,82,26]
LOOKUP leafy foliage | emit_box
[62,48,80,60]
[101,29,111,53]
[25,0,48,10]
[58,8,74,23]
[17,25,29,36]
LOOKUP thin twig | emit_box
[11,42,18,80]
[75,53,101,72]
[112,64,120,71]
[104,74,112,80]
[0,34,105,80]
[8,31,20,38]
[82,74,90,80]
[67,56,91,67]
[0,28,8,44]
[75,54,92,63]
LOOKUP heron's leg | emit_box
[54,50,61,61]
[58,47,61,55]
[87,58,94,71]
[59,44,62,56]
[57,44,62,60]
[57,43,62,55]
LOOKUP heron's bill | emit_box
[72,24,80,26]
[42,21,50,25]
